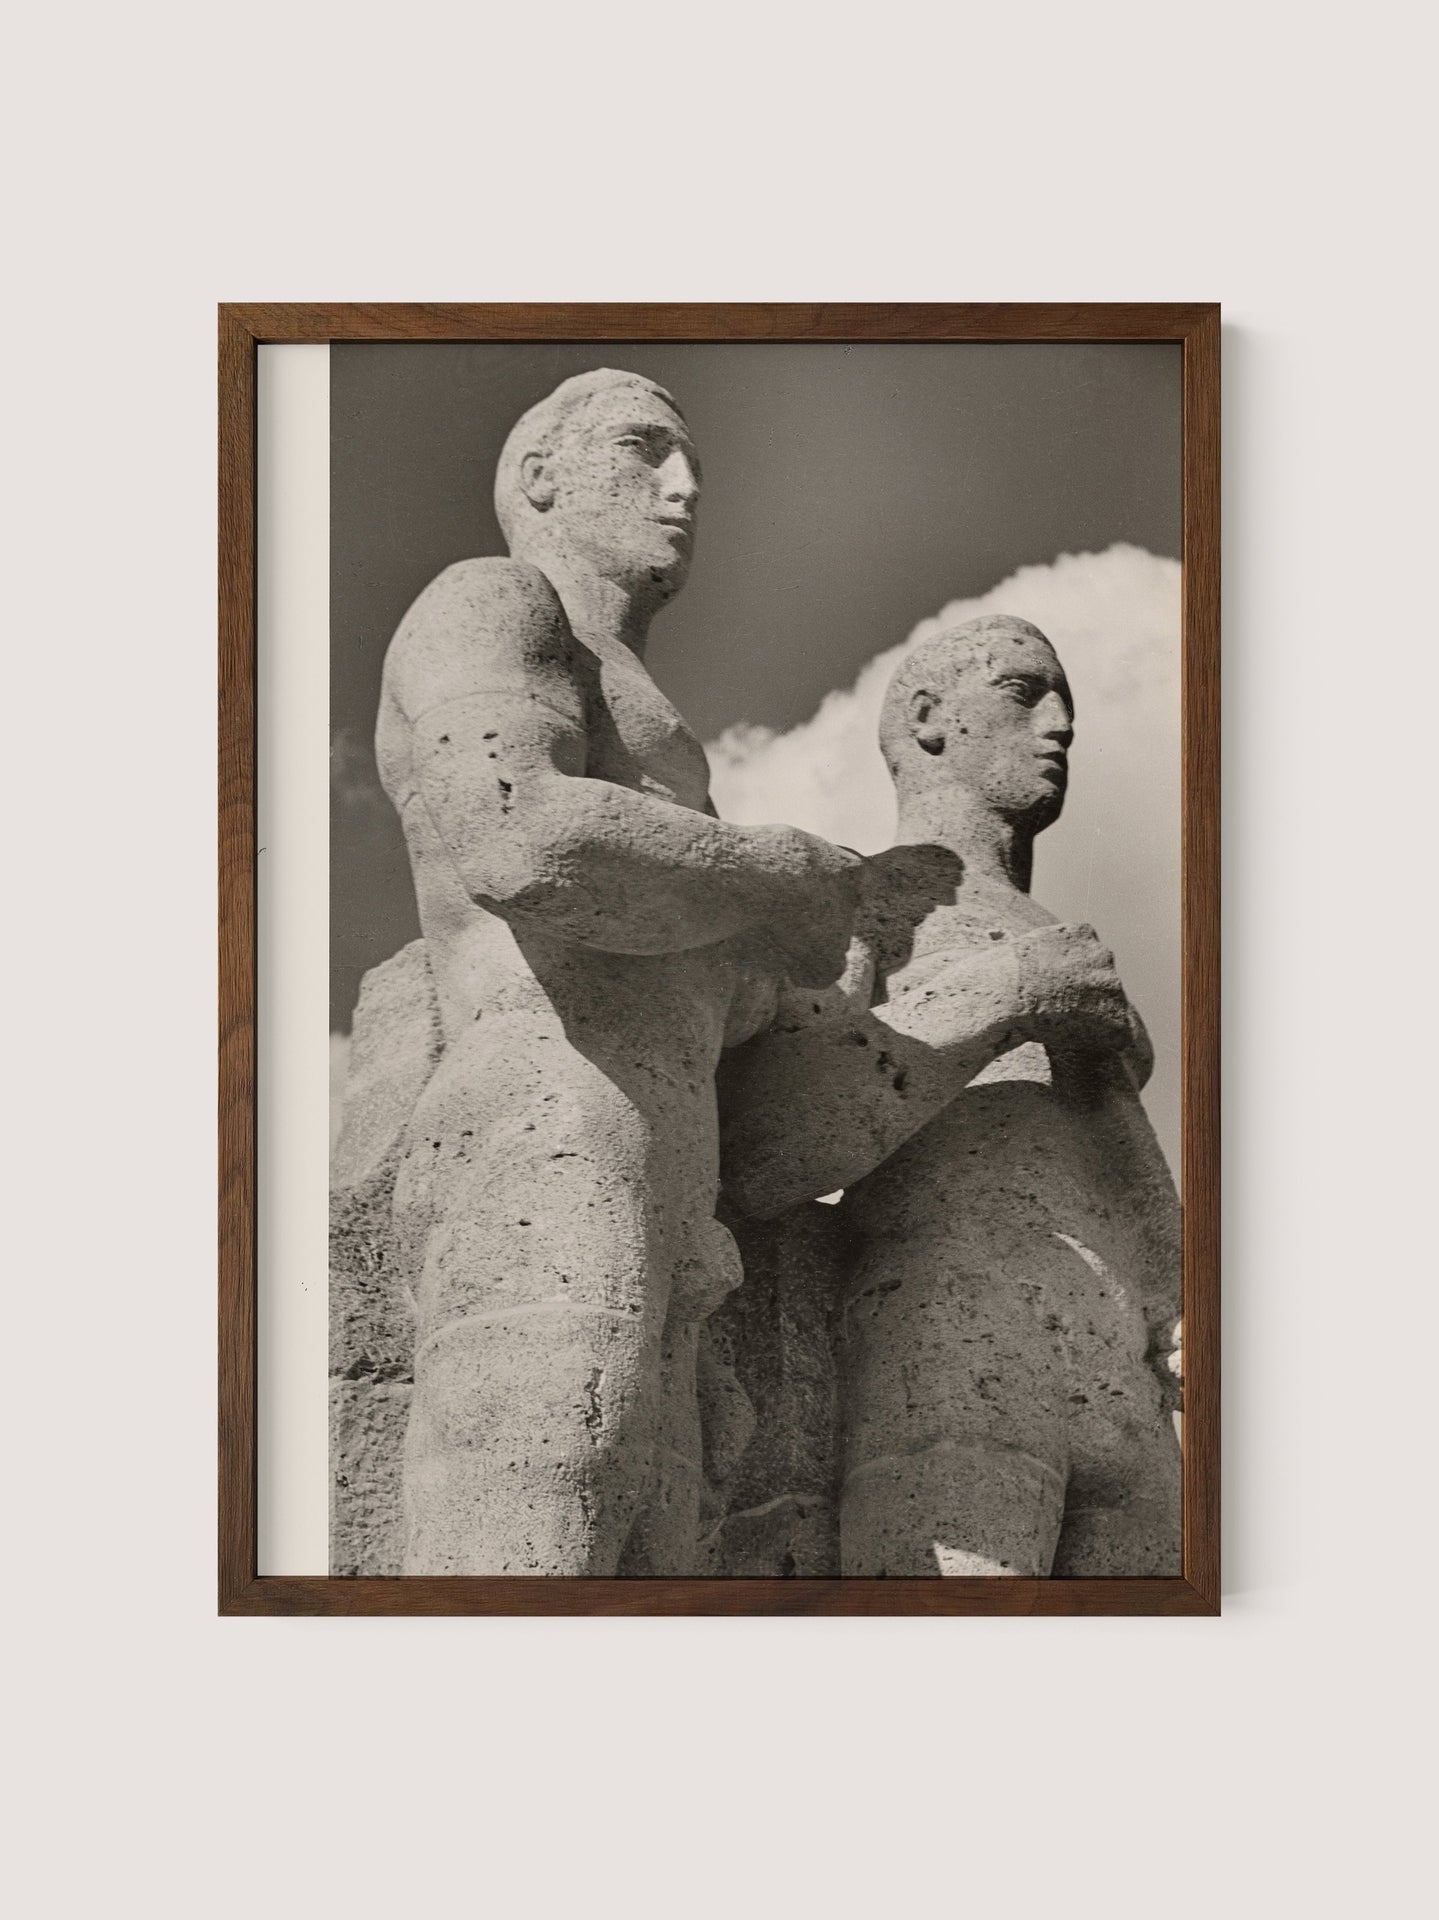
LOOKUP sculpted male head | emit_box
[494,369,701,601]
[879,615,1075,833]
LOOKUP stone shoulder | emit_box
[382,556,581,722]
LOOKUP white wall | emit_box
[8,3,1431,1915]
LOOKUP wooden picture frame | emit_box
[220,303,1219,1616]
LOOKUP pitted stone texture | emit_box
[329,941,442,1577]
[366,370,859,1576]
[331,939,445,1192]
[701,1203,842,1576]
[722,616,1181,1578]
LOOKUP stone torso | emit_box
[836,858,1182,1577]
[847,864,1174,1309]
[377,623,775,1068]
[583,646,713,805]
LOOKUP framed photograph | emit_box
[220,303,1218,1616]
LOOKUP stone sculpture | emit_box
[720,616,1181,1576]
[368,370,861,1575]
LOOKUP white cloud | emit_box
[705,545,1182,1177]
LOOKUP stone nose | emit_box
[1035,691,1073,748]
[660,449,700,505]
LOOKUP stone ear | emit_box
[909,688,946,756]
[519,450,556,512]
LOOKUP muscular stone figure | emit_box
[720,615,1181,1576]
[380,370,859,1574]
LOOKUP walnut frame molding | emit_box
[219,303,1219,1617]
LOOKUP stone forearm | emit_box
[721,953,1024,1219]
[441,779,813,956]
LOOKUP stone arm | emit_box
[380,559,856,974]
[719,938,1028,1220]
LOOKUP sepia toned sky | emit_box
[331,341,1183,1167]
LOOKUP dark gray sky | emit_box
[332,341,1180,1029]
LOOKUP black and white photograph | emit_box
[328,340,1187,1582]
[16,0,1437,1910]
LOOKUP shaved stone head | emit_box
[491,367,701,605]
[879,616,1060,770]
[493,368,683,545]
[879,613,1075,831]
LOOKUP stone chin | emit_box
[1006,777,1067,834]
[620,535,696,600]
[563,521,695,599]
[650,547,695,599]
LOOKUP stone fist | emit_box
[749,826,864,987]
[1015,922,1136,1055]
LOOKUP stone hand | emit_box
[749,827,864,987]
[1015,922,1137,1055]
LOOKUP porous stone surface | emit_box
[721,616,1182,1578]
[700,1203,842,1575]
[358,370,860,1576]
[329,940,443,1576]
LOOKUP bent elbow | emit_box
[457,835,556,913]
[458,790,608,916]
[459,836,613,941]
